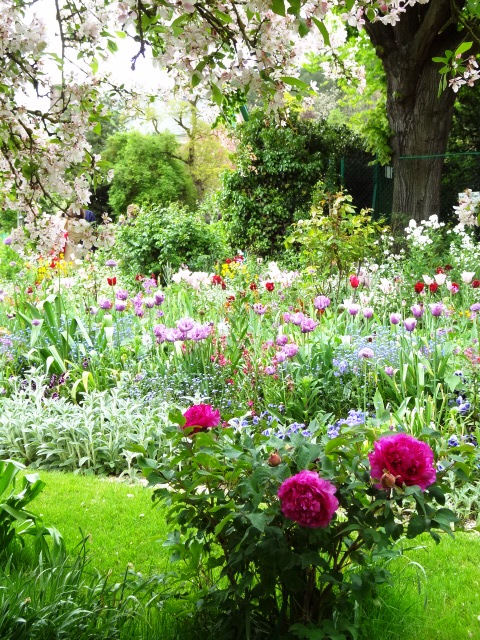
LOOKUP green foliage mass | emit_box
[219,109,364,256]
[104,131,197,217]
[115,202,227,278]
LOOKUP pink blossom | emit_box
[277,470,339,528]
[368,433,436,491]
[182,404,221,434]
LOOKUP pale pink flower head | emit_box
[411,304,424,319]
[434,273,447,286]
[461,271,475,284]
[314,295,331,310]
[277,470,339,528]
[182,404,221,434]
[368,433,436,491]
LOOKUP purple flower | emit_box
[253,303,267,315]
[276,351,287,363]
[276,335,288,347]
[390,313,401,325]
[105,259,117,267]
[411,304,424,318]
[144,297,155,309]
[403,317,417,332]
[154,291,165,306]
[89,306,99,315]
[115,289,129,301]
[314,295,331,310]
[429,303,444,317]
[142,278,157,293]
[290,312,305,326]
[283,312,292,323]
[99,298,113,310]
[384,366,395,377]
[115,301,127,312]
[282,343,299,358]
[358,347,374,359]
[31,318,42,326]
[278,470,339,528]
[265,365,277,375]
[177,317,196,334]
[3,237,12,246]
[300,318,318,333]
[470,302,480,313]
[348,304,360,316]
[363,307,374,319]
[153,324,167,343]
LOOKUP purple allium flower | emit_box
[470,302,480,313]
[369,433,436,491]
[363,307,374,319]
[277,470,339,528]
[105,259,117,267]
[384,366,395,377]
[411,304,424,318]
[300,318,318,333]
[390,313,401,325]
[3,237,12,246]
[99,298,113,310]
[429,303,444,317]
[276,351,287,363]
[282,343,299,358]
[276,335,288,347]
[154,291,165,306]
[358,347,374,359]
[265,365,277,376]
[115,289,129,301]
[115,301,127,312]
[314,295,331,310]
[403,317,417,332]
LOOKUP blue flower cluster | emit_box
[332,326,399,377]
[327,409,366,438]
[456,395,471,415]
[262,422,312,438]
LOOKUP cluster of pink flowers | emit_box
[283,311,318,334]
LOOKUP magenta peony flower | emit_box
[182,404,221,433]
[278,470,339,528]
[368,433,436,491]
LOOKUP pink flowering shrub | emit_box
[182,404,221,433]
[369,433,436,490]
[277,470,339,528]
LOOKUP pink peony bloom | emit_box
[182,404,221,434]
[368,433,436,491]
[278,470,339,528]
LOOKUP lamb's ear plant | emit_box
[135,407,463,640]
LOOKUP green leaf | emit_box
[245,512,270,532]
[311,17,330,47]
[407,514,427,538]
[279,76,310,91]
[107,39,118,53]
[210,82,223,106]
[271,0,286,16]
[455,41,472,56]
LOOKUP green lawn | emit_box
[28,471,480,639]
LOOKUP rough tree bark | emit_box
[364,0,467,227]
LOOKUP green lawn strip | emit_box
[360,532,480,640]
[29,470,171,577]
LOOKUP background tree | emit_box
[103,131,197,218]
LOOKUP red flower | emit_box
[135,274,144,281]
[444,264,453,271]
[182,404,221,434]
[414,281,424,294]
[234,255,244,262]
[436,267,445,274]
[349,275,360,288]
[107,277,117,286]
[249,282,257,291]
[227,295,235,302]
[429,282,439,293]
[211,274,224,286]
[472,280,480,289]
[224,258,233,265]
[265,282,275,291]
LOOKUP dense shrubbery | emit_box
[114,202,228,279]
[220,109,364,255]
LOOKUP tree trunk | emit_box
[364,0,467,227]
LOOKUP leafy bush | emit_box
[136,407,461,639]
[219,109,364,255]
[114,202,228,279]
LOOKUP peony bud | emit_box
[268,451,282,467]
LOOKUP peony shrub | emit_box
[134,406,459,640]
